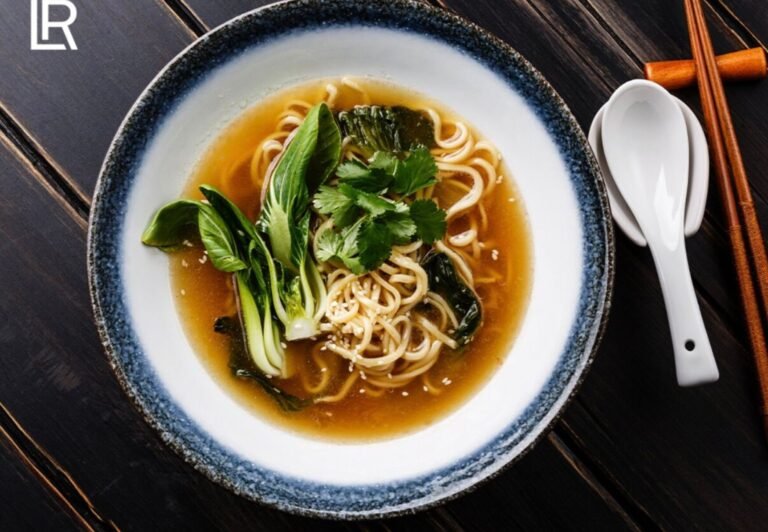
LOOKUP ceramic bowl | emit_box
[88,0,613,518]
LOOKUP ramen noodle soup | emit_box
[141,78,532,441]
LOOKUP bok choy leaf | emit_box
[140,199,200,251]
[141,188,287,377]
[260,102,341,270]
[214,316,309,412]
[258,103,339,339]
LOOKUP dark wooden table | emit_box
[1,0,766,529]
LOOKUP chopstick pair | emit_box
[683,0,768,436]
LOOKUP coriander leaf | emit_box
[410,199,447,244]
[313,185,359,227]
[391,146,438,196]
[336,160,369,179]
[315,223,364,274]
[313,185,353,214]
[336,159,392,193]
[381,211,417,244]
[315,229,342,263]
[339,184,398,217]
[358,219,394,271]
[369,151,398,174]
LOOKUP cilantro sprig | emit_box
[313,147,446,273]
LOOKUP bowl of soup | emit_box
[88,0,613,518]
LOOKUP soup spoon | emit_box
[589,96,709,246]
[601,79,719,386]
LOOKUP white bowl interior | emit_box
[122,26,583,485]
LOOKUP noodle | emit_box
[242,80,508,402]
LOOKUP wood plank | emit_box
[0,442,78,531]
[0,128,630,529]
[429,0,768,528]
[0,0,193,198]
[0,134,301,530]
[176,0,273,29]
[564,240,768,531]
[710,0,768,51]
[447,434,638,531]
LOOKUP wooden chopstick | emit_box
[684,0,768,437]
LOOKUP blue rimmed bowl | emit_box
[88,0,613,519]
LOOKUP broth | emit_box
[170,79,532,441]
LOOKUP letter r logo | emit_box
[30,0,78,51]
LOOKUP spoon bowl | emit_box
[589,97,709,246]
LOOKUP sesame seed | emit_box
[508,197,516,203]
[181,259,189,267]
[359,388,366,394]
[491,249,500,261]
[320,367,327,373]
[401,391,409,397]
[496,175,503,184]
[280,342,287,349]
[180,289,186,296]
[199,255,208,264]
[182,239,194,248]
[423,385,429,392]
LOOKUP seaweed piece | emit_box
[421,252,482,346]
[337,105,435,156]
[213,316,310,412]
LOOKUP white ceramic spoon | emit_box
[589,97,709,246]
[602,79,719,386]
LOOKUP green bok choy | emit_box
[259,102,341,340]
[142,187,285,377]
[141,103,341,376]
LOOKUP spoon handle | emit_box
[648,237,719,386]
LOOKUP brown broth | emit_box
[170,79,532,441]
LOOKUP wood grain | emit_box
[178,0,293,28]
[1,0,768,528]
[0,0,193,197]
[0,440,79,531]
[710,0,768,52]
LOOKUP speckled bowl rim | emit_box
[87,0,614,520]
